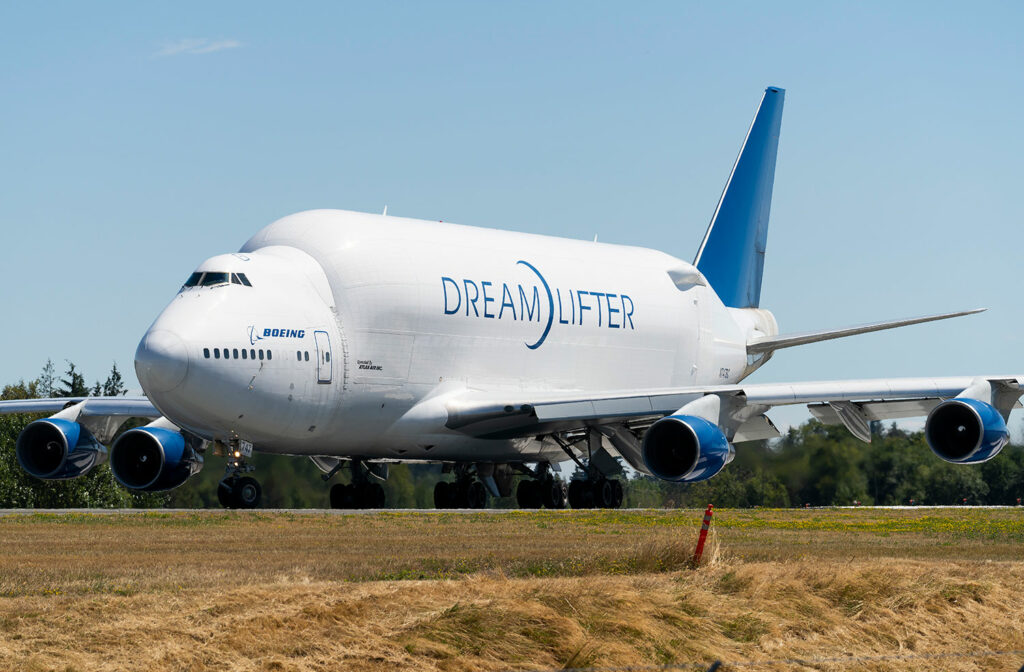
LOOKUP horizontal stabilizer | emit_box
[746,308,985,354]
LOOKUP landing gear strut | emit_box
[218,445,262,509]
[328,459,386,509]
[434,464,489,509]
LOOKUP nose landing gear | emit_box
[217,443,261,509]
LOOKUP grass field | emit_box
[1,508,1022,671]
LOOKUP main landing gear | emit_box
[515,463,568,509]
[327,459,387,509]
[218,448,262,509]
[434,464,490,509]
[553,428,626,509]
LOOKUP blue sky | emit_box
[1,2,1022,432]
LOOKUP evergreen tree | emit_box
[102,363,126,396]
[57,361,89,397]
[38,358,55,397]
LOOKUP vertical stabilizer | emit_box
[694,87,784,308]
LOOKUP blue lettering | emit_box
[577,290,591,325]
[297,330,305,338]
[590,292,605,327]
[556,288,570,325]
[463,279,480,317]
[263,328,271,337]
[271,328,280,337]
[499,283,517,320]
[519,285,540,322]
[606,293,619,328]
[441,277,461,315]
[622,294,635,329]
[481,281,495,318]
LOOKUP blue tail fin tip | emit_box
[695,87,785,309]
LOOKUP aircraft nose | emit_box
[135,329,189,393]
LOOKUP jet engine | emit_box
[110,427,202,491]
[15,419,106,480]
[641,415,734,482]
[925,398,1009,465]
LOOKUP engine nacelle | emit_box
[641,415,734,482]
[110,427,202,492]
[925,398,1009,465]
[15,419,107,480]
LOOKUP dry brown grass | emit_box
[0,509,1022,671]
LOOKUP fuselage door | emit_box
[314,330,332,384]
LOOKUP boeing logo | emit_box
[441,260,635,350]
[248,326,306,345]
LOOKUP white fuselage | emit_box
[135,210,771,463]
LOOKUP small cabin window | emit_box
[203,348,210,359]
[258,350,264,360]
[304,351,309,362]
[325,352,331,362]
[296,351,301,361]
[242,349,247,360]
[233,348,239,359]
[250,349,256,360]
[267,350,272,360]
[214,348,220,359]
[200,272,230,286]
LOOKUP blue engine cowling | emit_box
[925,398,1009,464]
[109,427,202,491]
[641,415,735,482]
[15,418,107,480]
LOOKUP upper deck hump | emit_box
[240,209,688,271]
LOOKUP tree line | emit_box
[1,361,1022,508]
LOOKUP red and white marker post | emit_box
[692,504,714,566]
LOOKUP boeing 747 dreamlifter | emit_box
[2,87,1017,509]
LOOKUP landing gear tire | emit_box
[330,482,386,509]
[466,480,488,509]
[235,476,262,508]
[542,479,568,509]
[516,480,543,509]
[434,481,453,508]
[567,478,623,509]
[218,477,262,509]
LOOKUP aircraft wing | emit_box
[0,397,160,443]
[0,396,158,417]
[444,375,1024,446]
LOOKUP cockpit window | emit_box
[200,272,230,286]
[183,272,204,288]
[238,273,252,287]
[230,273,242,285]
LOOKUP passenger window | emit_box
[267,350,272,360]
[242,349,247,360]
[200,272,229,286]
[230,273,242,285]
[203,348,210,359]
[259,350,264,360]
[250,349,256,360]
[304,351,309,361]
[296,351,301,361]
[184,272,204,288]
[214,348,220,359]
[238,273,252,287]
[325,352,331,362]
[233,348,239,359]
